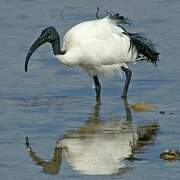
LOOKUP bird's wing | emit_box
[63,17,125,50]
[76,35,136,66]
[63,17,137,66]
[63,15,159,66]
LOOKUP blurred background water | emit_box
[0,0,180,179]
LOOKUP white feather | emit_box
[55,17,137,77]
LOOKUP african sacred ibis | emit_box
[25,13,159,99]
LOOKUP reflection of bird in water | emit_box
[25,99,158,175]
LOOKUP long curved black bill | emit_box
[25,34,47,72]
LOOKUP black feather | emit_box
[105,11,159,65]
[127,32,159,66]
[107,12,130,25]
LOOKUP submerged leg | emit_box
[93,75,101,101]
[122,98,132,122]
[121,66,132,98]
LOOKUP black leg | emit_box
[122,98,132,122]
[96,7,100,19]
[121,66,132,98]
[93,75,101,101]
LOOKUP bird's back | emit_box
[63,17,126,51]
[57,15,159,76]
[61,17,137,68]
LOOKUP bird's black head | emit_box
[25,26,61,72]
[40,27,59,43]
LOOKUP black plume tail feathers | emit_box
[128,33,159,66]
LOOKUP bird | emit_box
[25,12,159,100]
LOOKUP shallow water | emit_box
[0,0,180,179]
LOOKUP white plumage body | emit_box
[55,17,137,76]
